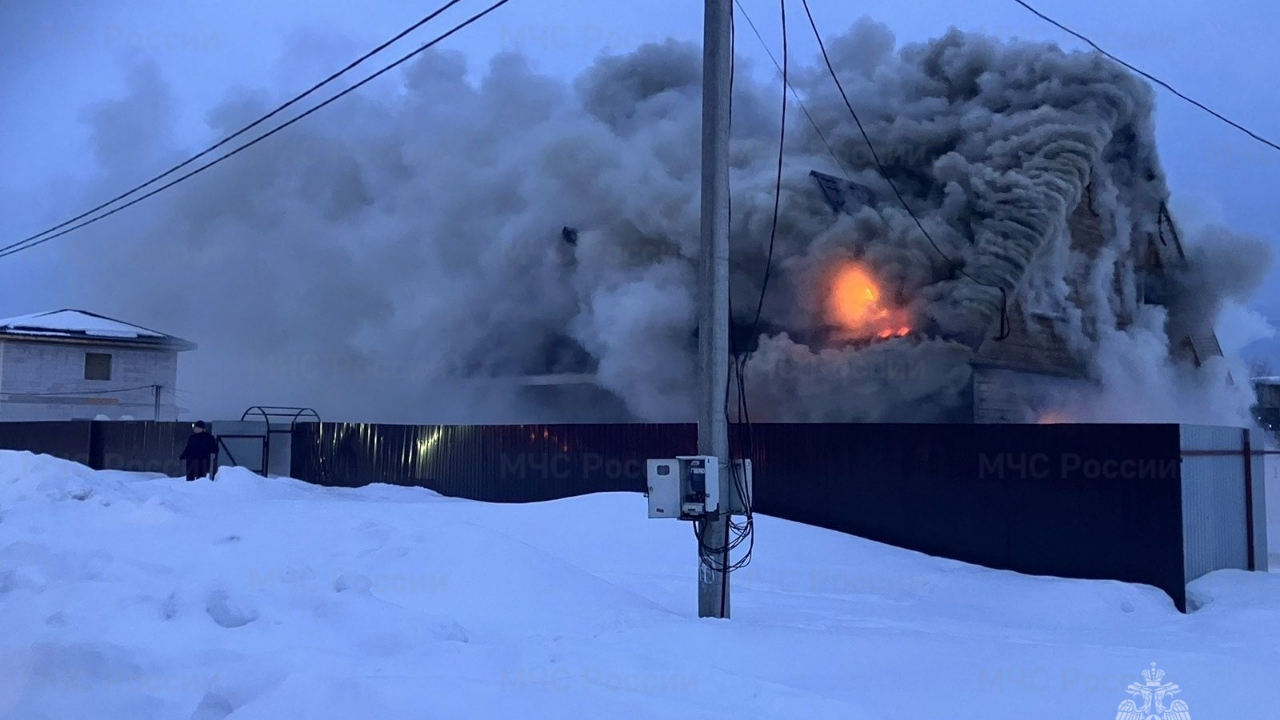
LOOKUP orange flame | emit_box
[1037,412,1071,425]
[828,263,912,340]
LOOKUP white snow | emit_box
[0,310,164,340]
[0,449,1277,720]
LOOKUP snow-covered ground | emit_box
[1,449,1278,720]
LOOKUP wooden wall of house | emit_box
[972,366,1096,423]
[971,308,1087,378]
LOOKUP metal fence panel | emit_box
[747,423,1186,608]
[95,421,193,477]
[1253,433,1271,572]
[290,423,695,503]
[1182,425,1252,577]
[0,421,95,466]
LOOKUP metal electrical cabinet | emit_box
[646,456,751,519]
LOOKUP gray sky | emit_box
[2,0,1278,399]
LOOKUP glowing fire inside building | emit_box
[827,263,911,341]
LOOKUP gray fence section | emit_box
[1180,425,1270,581]
[1251,438,1271,570]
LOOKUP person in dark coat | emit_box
[180,421,218,482]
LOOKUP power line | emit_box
[798,0,1009,340]
[1009,0,1280,153]
[7,0,469,256]
[727,0,790,575]
[2,385,159,397]
[732,0,850,180]
[745,0,787,340]
[1,0,515,260]
[167,386,201,415]
[709,0,786,579]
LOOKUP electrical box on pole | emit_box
[646,457,751,520]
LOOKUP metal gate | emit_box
[219,406,320,477]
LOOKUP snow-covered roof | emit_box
[1254,376,1280,385]
[0,309,195,350]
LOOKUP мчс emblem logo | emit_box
[1115,663,1190,720]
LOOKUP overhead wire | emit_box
[1,385,160,397]
[5,0,471,256]
[725,0,789,575]
[0,0,516,260]
[732,0,850,180]
[797,0,1010,340]
[1010,0,1280,154]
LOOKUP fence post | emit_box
[1243,428,1255,571]
[88,420,105,470]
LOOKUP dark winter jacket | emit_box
[180,432,218,462]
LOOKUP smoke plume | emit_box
[50,18,1272,424]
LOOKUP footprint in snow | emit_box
[205,590,258,629]
[190,692,236,720]
[161,592,179,621]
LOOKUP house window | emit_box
[84,353,112,381]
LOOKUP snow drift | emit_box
[1,450,1279,719]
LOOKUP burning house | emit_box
[70,23,1270,426]
[701,29,1267,428]
[517,29,1265,426]
[797,170,1227,424]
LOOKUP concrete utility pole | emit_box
[697,0,733,620]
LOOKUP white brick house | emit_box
[0,310,196,421]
